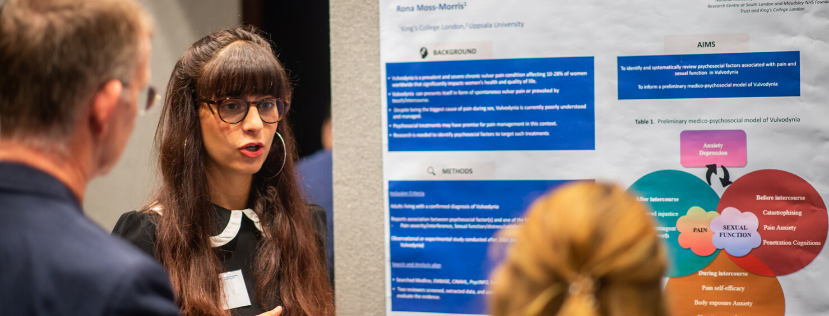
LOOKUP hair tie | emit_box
[568,275,595,295]
[522,275,600,315]
[568,274,598,308]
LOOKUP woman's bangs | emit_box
[197,42,287,100]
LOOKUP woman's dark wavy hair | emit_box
[146,26,333,316]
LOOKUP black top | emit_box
[112,203,328,316]
[0,162,179,316]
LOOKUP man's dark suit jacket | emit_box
[0,162,179,316]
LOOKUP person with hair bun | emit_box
[112,26,333,316]
[490,182,668,316]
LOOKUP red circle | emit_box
[717,169,827,276]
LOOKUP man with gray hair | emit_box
[0,0,179,314]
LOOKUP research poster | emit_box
[380,1,829,315]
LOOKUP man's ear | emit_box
[90,80,123,135]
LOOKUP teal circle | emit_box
[628,170,720,277]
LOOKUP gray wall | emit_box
[84,0,241,230]
[330,0,384,315]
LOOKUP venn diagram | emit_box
[629,169,827,316]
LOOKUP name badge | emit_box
[220,270,252,310]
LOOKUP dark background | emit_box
[243,0,331,158]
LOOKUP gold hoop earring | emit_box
[265,132,286,180]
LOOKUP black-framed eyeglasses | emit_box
[197,97,290,124]
[121,81,158,116]
[138,86,159,116]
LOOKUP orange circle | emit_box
[665,252,784,316]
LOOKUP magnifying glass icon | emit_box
[427,166,436,176]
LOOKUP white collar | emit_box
[148,204,262,248]
[209,208,262,247]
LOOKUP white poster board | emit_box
[380,1,829,315]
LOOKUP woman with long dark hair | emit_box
[113,27,333,316]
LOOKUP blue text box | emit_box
[388,180,573,314]
[618,51,800,100]
[386,57,595,151]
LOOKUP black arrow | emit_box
[719,165,732,187]
[705,164,717,186]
